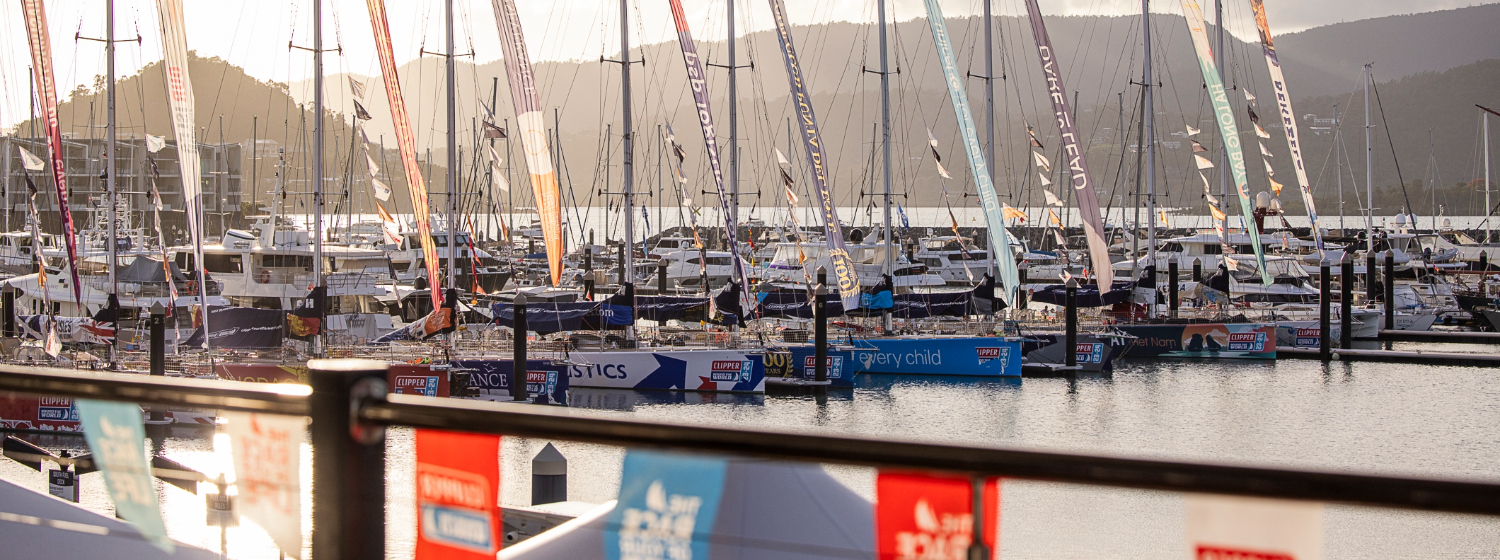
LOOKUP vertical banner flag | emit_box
[224,412,303,558]
[1023,0,1114,289]
[605,450,728,560]
[1185,495,1322,560]
[1250,0,1322,256]
[21,0,82,305]
[1180,0,1272,284]
[366,0,444,307]
[490,0,565,286]
[77,400,172,551]
[668,0,753,311]
[924,0,1022,303]
[154,0,210,319]
[767,0,861,311]
[876,471,999,560]
[664,124,704,247]
[415,430,502,559]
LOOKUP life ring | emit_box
[186,280,199,293]
[259,269,271,284]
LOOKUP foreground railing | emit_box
[0,362,1496,559]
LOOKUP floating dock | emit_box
[1279,347,1500,367]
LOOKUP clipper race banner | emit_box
[154,0,210,315]
[1185,494,1322,560]
[366,0,443,306]
[668,0,753,310]
[924,0,1022,304]
[605,450,727,560]
[224,412,303,558]
[21,0,81,305]
[1250,0,1322,255]
[415,430,502,559]
[77,399,173,552]
[490,0,565,287]
[1023,0,1113,289]
[1180,0,1272,284]
[767,0,861,311]
[876,471,999,560]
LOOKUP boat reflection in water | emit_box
[566,388,766,411]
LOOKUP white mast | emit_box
[1364,63,1373,249]
[727,0,739,267]
[1144,0,1156,285]
[106,0,118,365]
[312,0,326,356]
[1335,104,1343,231]
[445,0,457,290]
[1215,0,1228,238]
[878,0,893,328]
[619,0,636,339]
[981,0,994,280]
[1485,110,1491,243]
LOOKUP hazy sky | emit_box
[0,0,1488,128]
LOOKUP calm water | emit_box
[3,357,1498,559]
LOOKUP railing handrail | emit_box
[1,364,1499,518]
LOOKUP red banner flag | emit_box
[876,471,999,560]
[415,430,502,559]
[21,0,81,305]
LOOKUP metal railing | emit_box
[0,362,1497,559]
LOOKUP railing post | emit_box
[1168,256,1180,317]
[308,358,388,560]
[1065,278,1078,368]
[1341,252,1354,350]
[814,281,827,383]
[1320,259,1332,361]
[513,294,528,402]
[1384,249,1396,332]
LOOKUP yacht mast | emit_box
[981,0,994,279]
[878,0,893,327]
[312,0,325,302]
[1485,110,1491,243]
[445,0,457,289]
[619,0,636,297]
[1214,0,1227,238]
[106,0,118,365]
[1143,0,1156,287]
[1335,104,1342,231]
[727,0,740,260]
[1364,63,1373,248]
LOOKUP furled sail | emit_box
[1249,0,1322,255]
[20,0,81,305]
[766,0,860,310]
[1023,0,1113,289]
[489,0,565,286]
[1180,0,1272,284]
[365,0,444,305]
[667,0,752,309]
[924,0,1022,303]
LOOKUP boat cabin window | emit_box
[688,256,733,266]
[204,254,243,274]
[923,258,943,267]
[1161,242,1183,253]
[261,254,314,270]
[1201,244,1221,255]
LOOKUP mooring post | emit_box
[814,269,828,383]
[1,285,13,338]
[531,443,567,505]
[308,359,388,560]
[1192,258,1202,283]
[512,294,528,402]
[1320,259,1332,361]
[584,246,592,272]
[1383,250,1396,332]
[1065,278,1078,368]
[149,302,166,422]
[1366,251,1378,302]
[1168,256,1180,317]
[657,261,667,294]
[617,243,627,286]
[1341,252,1354,350]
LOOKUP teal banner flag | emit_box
[604,450,728,560]
[77,399,172,552]
[923,0,1021,304]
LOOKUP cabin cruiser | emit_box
[916,235,1073,285]
[0,231,54,276]
[388,228,511,293]
[656,249,736,293]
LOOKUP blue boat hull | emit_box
[849,337,1023,377]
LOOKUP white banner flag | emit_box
[1185,495,1322,560]
[17,146,45,171]
[225,412,305,558]
[371,178,392,201]
[487,145,509,192]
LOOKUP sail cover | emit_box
[1180,0,1271,284]
[1250,0,1322,256]
[490,0,565,286]
[365,0,444,305]
[767,0,860,311]
[21,0,81,304]
[668,0,753,310]
[1023,0,1113,289]
[923,0,1021,304]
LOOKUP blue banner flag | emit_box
[766,0,861,311]
[924,0,1022,304]
[77,399,172,552]
[605,450,728,560]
